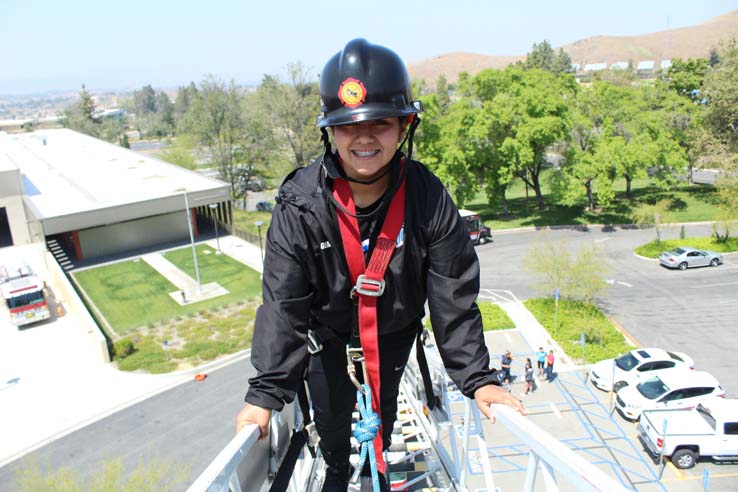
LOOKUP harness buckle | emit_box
[350,274,385,298]
[306,330,323,355]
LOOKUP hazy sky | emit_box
[2,0,737,95]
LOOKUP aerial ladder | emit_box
[187,339,632,492]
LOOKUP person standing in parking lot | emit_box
[536,346,546,376]
[546,349,555,381]
[234,38,528,492]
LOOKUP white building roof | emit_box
[583,63,607,72]
[610,61,629,70]
[637,60,655,70]
[0,129,229,233]
[660,59,672,70]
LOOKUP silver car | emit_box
[659,247,723,270]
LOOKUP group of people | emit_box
[497,347,556,397]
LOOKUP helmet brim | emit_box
[317,103,419,128]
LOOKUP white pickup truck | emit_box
[637,398,738,469]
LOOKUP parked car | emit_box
[615,369,725,421]
[659,247,722,270]
[590,348,694,393]
[458,210,492,245]
[638,398,738,469]
[256,201,273,212]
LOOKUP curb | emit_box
[491,220,727,235]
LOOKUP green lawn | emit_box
[462,169,732,230]
[524,298,633,364]
[73,245,262,335]
[232,209,273,235]
[635,236,738,258]
[478,301,515,330]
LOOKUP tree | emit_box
[179,76,245,194]
[662,57,709,99]
[63,84,100,137]
[470,67,574,210]
[703,38,738,151]
[174,82,198,125]
[257,62,322,169]
[524,236,611,303]
[524,40,572,74]
[630,199,673,244]
[133,84,157,115]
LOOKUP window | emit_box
[724,422,738,435]
[667,351,686,362]
[617,353,640,371]
[638,362,657,372]
[685,387,715,398]
[661,390,686,402]
[653,361,675,370]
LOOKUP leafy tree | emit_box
[174,82,198,124]
[709,47,720,67]
[663,57,709,99]
[133,84,157,115]
[435,74,451,111]
[524,40,572,74]
[524,236,611,303]
[179,75,245,193]
[630,199,673,244]
[63,84,100,137]
[703,38,738,151]
[470,67,574,210]
[157,91,175,132]
[257,61,321,169]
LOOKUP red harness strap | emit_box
[333,175,406,475]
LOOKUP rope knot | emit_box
[353,413,380,443]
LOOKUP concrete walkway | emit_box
[479,289,576,372]
[140,252,228,305]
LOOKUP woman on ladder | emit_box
[236,38,527,492]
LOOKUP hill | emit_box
[408,10,738,85]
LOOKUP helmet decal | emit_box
[338,77,366,109]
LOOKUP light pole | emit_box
[208,203,221,254]
[182,190,202,294]
[254,221,264,264]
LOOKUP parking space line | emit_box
[690,281,738,288]
[666,461,685,480]
[549,402,562,419]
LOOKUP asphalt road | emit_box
[478,223,738,398]
[1,225,736,490]
[0,358,254,490]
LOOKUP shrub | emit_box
[113,338,135,359]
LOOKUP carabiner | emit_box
[346,346,367,395]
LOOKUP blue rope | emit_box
[353,383,381,492]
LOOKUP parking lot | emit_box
[479,328,738,492]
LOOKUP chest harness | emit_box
[331,167,407,479]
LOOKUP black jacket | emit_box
[245,157,498,411]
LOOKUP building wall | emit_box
[78,211,190,259]
[0,169,31,245]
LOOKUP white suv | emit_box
[590,348,694,393]
[615,369,724,421]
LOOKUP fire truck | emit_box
[458,209,492,245]
[0,263,51,327]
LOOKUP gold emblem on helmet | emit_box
[338,78,366,109]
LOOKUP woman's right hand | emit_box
[236,403,272,439]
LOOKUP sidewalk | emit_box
[0,235,263,467]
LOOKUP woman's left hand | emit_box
[474,384,528,423]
